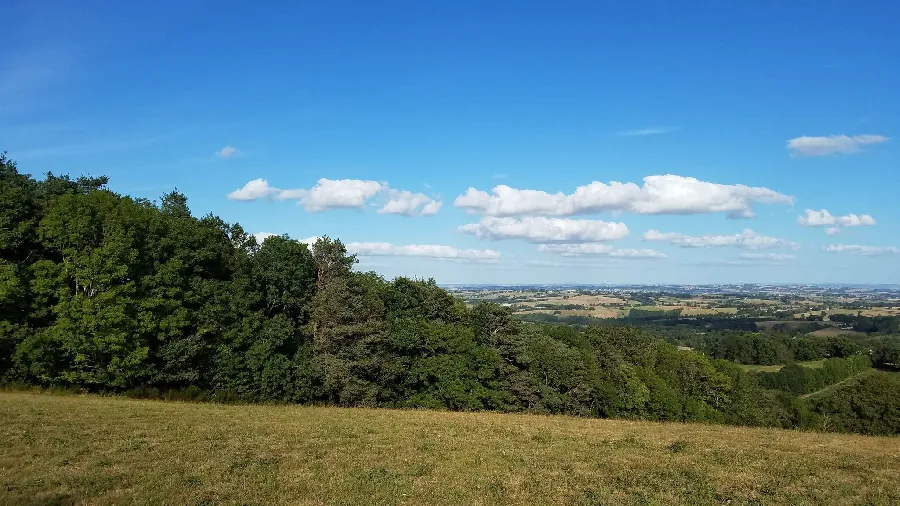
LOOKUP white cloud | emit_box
[227,178,440,216]
[618,127,674,136]
[421,200,442,215]
[228,178,282,201]
[787,135,890,156]
[346,242,500,262]
[378,189,442,216]
[254,233,321,246]
[738,252,796,261]
[824,244,900,256]
[538,243,667,259]
[459,217,629,243]
[297,236,321,245]
[253,232,278,243]
[296,178,384,212]
[454,175,792,219]
[217,146,237,158]
[644,229,795,250]
[798,209,876,234]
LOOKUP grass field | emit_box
[808,328,867,338]
[738,360,826,373]
[2,393,900,505]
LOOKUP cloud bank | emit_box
[459,217,629,243]
[825,244,900,256]
[644,229,795,250]
[455,175,792,219]
[346,242,500,262]
[538,243,667,259]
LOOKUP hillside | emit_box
[2,393,898,506]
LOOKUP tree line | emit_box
[1,153,897,435]
[701,331,860,365]
[754,355,871,395]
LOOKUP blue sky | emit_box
[3,0,898,284]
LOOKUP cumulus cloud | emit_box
[454,175,792,219]
[644,229,795,250]
[297,236,321,245]
[787,135,890,156]
[295,178,384,212]
[798,209,876,234]
[459,217,629,243]
[253,232,278,243]
[538,243,667,259]
[253,233,322,247]
[228,178,282,201]
[824,244,900,256]
[227,178,441,215]
[346,242,500,262]
[217,146,238,158]
[378,189,442,216]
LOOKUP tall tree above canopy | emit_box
[253,235,316,322]
[311,237,355,292]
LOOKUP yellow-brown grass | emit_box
[1,392,898,505]
[808,328,867,338]
[738,360,826,373]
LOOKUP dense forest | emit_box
[1,153,898,435]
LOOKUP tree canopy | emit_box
[1,153,897,435]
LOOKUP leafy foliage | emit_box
[0,154,897,435]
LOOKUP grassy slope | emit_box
[739,360,826,373]
[802,369,880,399]
[1,393,899,506]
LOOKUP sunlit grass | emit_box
[738,360,827,373]
[1,392,899,505]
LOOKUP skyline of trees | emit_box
[1,152,898,436]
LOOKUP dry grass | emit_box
[737,360,825,373]
[681,307,739,316]
[589,306,623,318]
[629,305,738,316]
[738,364,786,373]
[2,393,899,505]
[741,299,781,306]
[808,328,867,338]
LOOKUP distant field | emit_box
[589,307,623,318]
[756,320,839,330]
[795,308,900,319]
[628,305,738,316]
[741,298,781,306]
[2,393,900,506]
[739,360,826,373]
[808,328,867,338]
